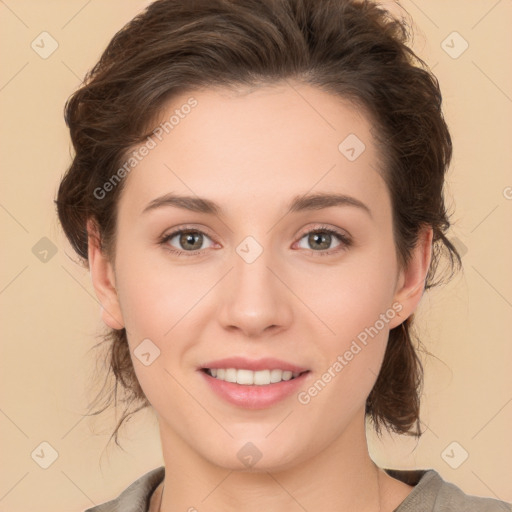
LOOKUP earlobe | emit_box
[87,219,125,330]
[388,226,433,330]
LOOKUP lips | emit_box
[197,356,311,409]
[199,368,311,409]
[199,356,309,373]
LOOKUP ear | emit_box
[388,226,433,330]
[87,218,125,330]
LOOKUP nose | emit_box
[216,246,293,338]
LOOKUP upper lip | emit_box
[199,357,309,373]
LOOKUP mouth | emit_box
[200,367,310,385]
[198,362,312,409]
[197,356,311,408]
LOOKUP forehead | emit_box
[116,82,389,221]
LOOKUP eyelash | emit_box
[158,224,352,258]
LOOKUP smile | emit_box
[202,368,306,385]
[199,368,311,409]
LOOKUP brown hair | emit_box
[55,0,461,449]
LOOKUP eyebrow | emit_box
[141,191,372,218]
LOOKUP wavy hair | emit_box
[55,0,461,449]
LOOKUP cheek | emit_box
[112,250,199,407]
[296,286,394,438]
[295,247,398,341]
[114,243,204,341]
[111,245,218,398]
[294,246,398,400]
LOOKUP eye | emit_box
[159,227,215,256]
[158,224,352,258]
[295,225,352,256]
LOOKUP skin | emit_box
[88,82,432,511]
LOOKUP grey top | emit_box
[84,466,511,512]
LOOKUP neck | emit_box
[156,409,388,512]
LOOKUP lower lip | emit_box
[199,370,310,409]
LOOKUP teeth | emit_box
[225,368,237,383]
[237,369,254,385]
[206,368,301,385]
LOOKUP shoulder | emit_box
[385,467,511,512]
[83,466,165,512]
[431,474,511,512]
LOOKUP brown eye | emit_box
[295,226,352,256]
[176,231,204,251]
[160,228,215,254]
[306,231,335,250]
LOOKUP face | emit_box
[90,82,430,472]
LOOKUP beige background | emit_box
[1,1,511,510]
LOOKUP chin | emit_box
[203,438,307,473]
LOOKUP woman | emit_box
[55,0,510,510]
